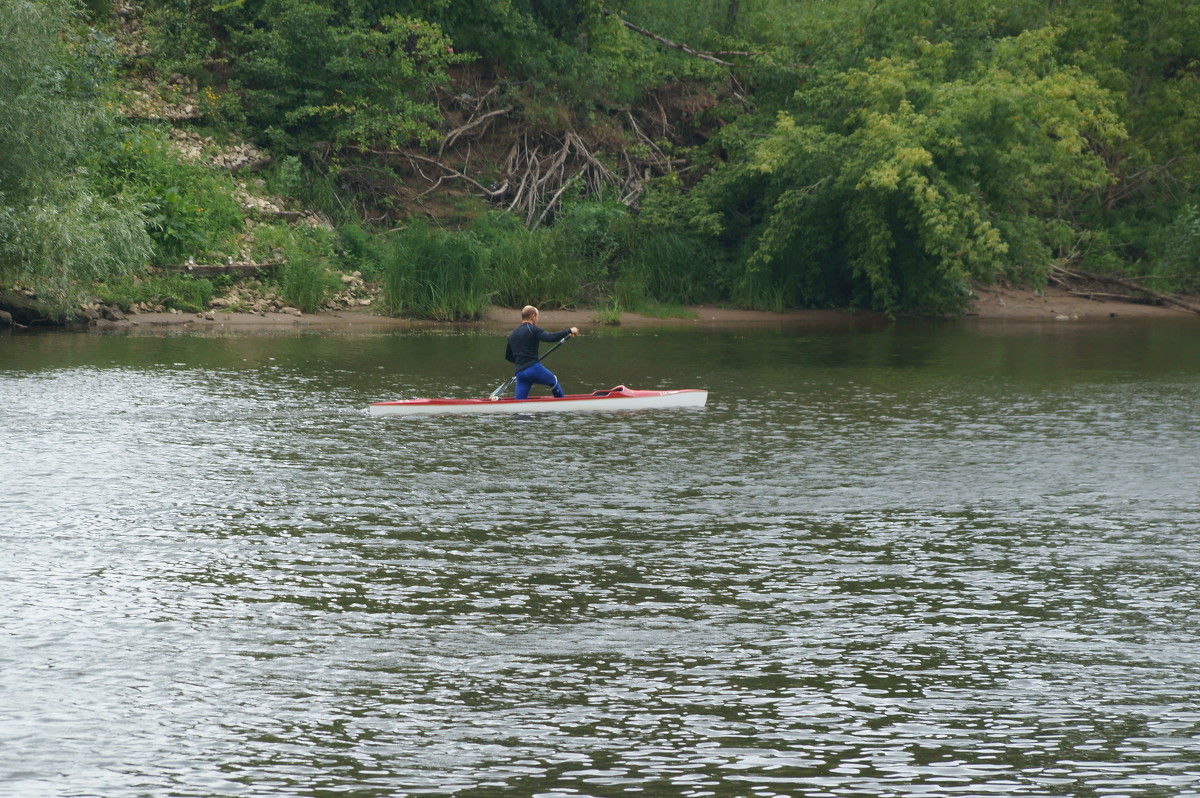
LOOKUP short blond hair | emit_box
[521,305,538,320]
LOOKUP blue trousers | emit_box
[514,363,564,399]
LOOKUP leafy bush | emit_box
[89,126,243,265]
[337,222,383,279]
[554,199,630,265]
[691,27,1125,315]
[147,1,467,152]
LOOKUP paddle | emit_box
[489,335,571,400]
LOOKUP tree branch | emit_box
[603,7,735,66]
[367,149,508,199]
[438,106,512,157]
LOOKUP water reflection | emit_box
[2,323,1200,797]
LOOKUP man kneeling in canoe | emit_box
[505,306,578,399]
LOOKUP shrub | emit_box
[89,126,242,265]
[93,271,215,313]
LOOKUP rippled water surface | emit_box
[3,320,1200,798]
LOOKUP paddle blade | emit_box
[489,377,514,400]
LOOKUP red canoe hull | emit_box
[368,385,708,417]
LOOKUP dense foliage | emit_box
[637,0,1199,313]
[146,0,469,150]
[3,0,1198,318]
[701,28,1126,314]
[0,0,150,315]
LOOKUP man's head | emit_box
[521,305,538,321]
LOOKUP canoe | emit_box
[368,385,708,417]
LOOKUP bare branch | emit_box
[387,150,508,198]
[533,168,586,231]
[438,106,512,157]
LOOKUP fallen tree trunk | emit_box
[1051,266,1200,315]
[164,261,279,279]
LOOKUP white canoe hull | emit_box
[368,386,708,417]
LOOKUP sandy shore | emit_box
[965,283,1200,320]
[108,284,1199,332]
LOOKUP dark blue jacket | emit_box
[505,322,571,372]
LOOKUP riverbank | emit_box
[100,283,1199,332]
[114,303,865,332]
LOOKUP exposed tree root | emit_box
[337,66,727,227]
[362,120,679,227]
[438,106,513,157]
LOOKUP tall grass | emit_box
[618,231,714,306]
[278,245,339,312]
[359,205,722,320]
[733,266,791,311]
[471,214,582,308]
[379,222,490,320]
[254,225,342,312]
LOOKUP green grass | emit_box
[620,231,714,305]
[593,297,699,324]
[92,271,216,313]
[378,222,491,320]
[470,213,595,309]
[592,297,623,325]
[252,224,342,312]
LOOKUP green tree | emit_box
[692,27,1124,315]
[0,0,150,316]
[146,0,469,152]
[232,4,466,150]
[1050,0,1200,279]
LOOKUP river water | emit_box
[2,318,1199,798]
